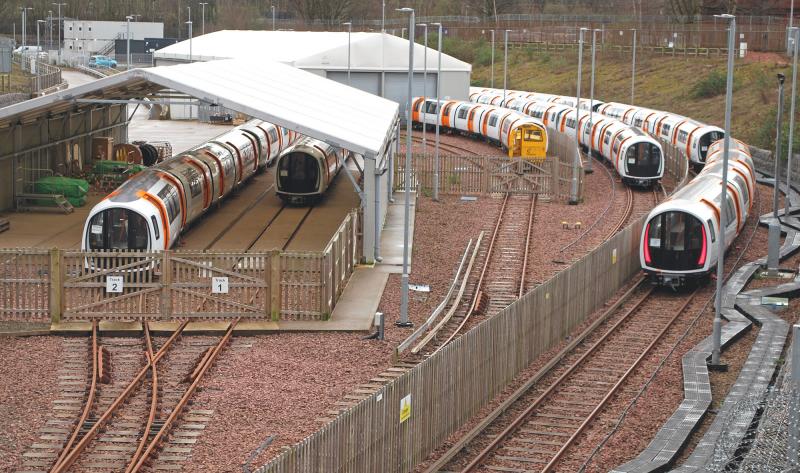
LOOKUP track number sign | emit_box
[212,277,229,294]
[106,276,124,293]
[399,394,412,423]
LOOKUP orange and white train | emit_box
[640,139,756,285]
[82,119,298,252]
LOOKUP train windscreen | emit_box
[644,211,706,271]
[625,143,661,178]
[87,208,149,250]
[278,152,319,194]
[698,131,724,161]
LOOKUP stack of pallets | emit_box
[0,217,10,233]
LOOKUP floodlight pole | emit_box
[775,74,786,220]
[570,28,587,205]
[53,3,66,65]
[37,20,43,51]
[587,28,599,173]
[631,29,636,105]
[490,29,495,88]
[381,1,385,33]
[421,23,428,156]
[126,16,132,69]
[503,29,510,105]
[396,6,414,328]
[344,22,352,85]
[788,27,799,197]
[711,14,735,368]
[271,5,275,31]
[433,22,442,202]
[186,20,192,62]
[200,3,207,36]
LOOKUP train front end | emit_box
[621,136,664,187]
[640,203,713,287]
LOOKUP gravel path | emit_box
[0,336,62,472]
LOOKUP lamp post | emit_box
[21,7,33,50]
[271,5,276,31]
[420,23,428,155]
[631,28,637,105]
[53,3,66,65]
[126,15,132,69]
[570,28,588,205]
[343,22,351,85]
[186,20,193,62]
[433,22,442,201]
[711,14,736,368]
[587,28,600,173]
[787,27,799,196]
[503,29,510,105]
[490,29,495,88]
[776,74,787,220]
[396,6,414,328]
[48,11,53,50]
[382,1,385,33]
[37,20,44,52]
[200,2,207,35]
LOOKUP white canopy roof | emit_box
[154,30,472,73]
[0,58,399,158]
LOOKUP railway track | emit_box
[406,133,484,156]
[425,281,700,473]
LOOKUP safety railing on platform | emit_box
[14,54,64,95]
[0,210,360,322]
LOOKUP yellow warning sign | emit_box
[399,394,412,423]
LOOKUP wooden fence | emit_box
[394,133,583,201]
[0,210,359,322]
[255,216,645,473]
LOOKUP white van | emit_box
[13,45,42,55]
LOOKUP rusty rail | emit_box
[51,320,98,471]
[125,321,159,473]
[518,195,537,297]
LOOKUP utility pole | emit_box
[343,22,351,85]
[126,15,132,69]
[433,22,442,202]
[787,27,799,194]
[490,29,495,88]
[395,6,415,329]
[711,14,736,369]
[420,23,428,156]
[200,3,207,36]
[271,5,276,31]
[503,29,510,105]
[570,28,587,205]
[631,29,637,105]
[775,75,786,220]
[587,29,599,174]
[53,3,66,65]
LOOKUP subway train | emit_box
[82,120,297,252]
[471,87,724,168]
[411,97,548,161]
[640,138,756,286]
[470,91,663,186]
[275,137,349,204]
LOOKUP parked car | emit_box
[89,55,117,68]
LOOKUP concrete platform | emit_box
[0,194,103,248]
[376,191,416,274]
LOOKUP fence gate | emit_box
[488,158,552,194]
[62,251,163,320]
[168,252,270,319]
[0,249,50,320]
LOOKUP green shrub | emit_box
[689,70,727,99]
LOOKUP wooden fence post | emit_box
[49,248,62,324]
[160,250,172,319]
[270,249,282,321]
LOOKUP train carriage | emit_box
[275,137,349,204]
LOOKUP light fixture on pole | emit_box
[395,6,414,328]
[787,27,799,195]
[53,3,66,65]
[490,29,495,88]
[37,20,44,52]
[711,14,736,369]
[503,29,511,105]
[587,28,600,174]
[48,10,53,50]
[126,15,132,69]
[433,22,442,202]
[21,7,33,50]
[271,5,276,31]
[199,2,207,36]
[631,28,637,105]
[420,23,428,156]
[775,74,786,220]
[570,28,588,205]
[343,22,352,86]
[381,1,385,33]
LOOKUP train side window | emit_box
[151,216,160,240]
[503,120,511,133]
[707,219,715,242]
[724,195,736,227]
[662,123,671,135]
[488,115,498,127]
[457,107,468,119]
[269,128,278,143]
[634,118,643,127]
[678,130,689,143]
[157,185,179,224]
[604,131,611,145]
[425,101,438,114]
[414,101,423,112]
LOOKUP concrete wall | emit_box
[0,104,128,211]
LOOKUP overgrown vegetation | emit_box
[463,43,798,152]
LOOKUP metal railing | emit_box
[12,53,64,95]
